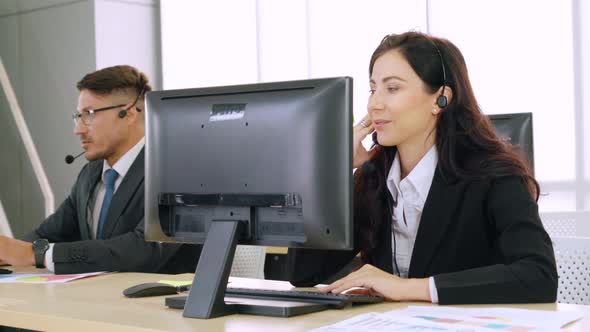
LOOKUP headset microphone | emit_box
[65,151,85,164]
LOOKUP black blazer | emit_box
[288,169,558,304]
[23,149,201,274]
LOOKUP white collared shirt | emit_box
[45,137,145,272]
[386,145,440,303]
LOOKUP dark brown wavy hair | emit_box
[355,31,539,264]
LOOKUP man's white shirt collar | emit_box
[101,137,145,182]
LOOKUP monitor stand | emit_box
[181,219,242,318]
[168,219,330,318]
[159,192,322,318]
[166,295,330,318]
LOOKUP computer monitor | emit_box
[488,112,534,175]
[144,77,353,318]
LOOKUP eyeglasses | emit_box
[72,85,146,127]
[72,104,126,127]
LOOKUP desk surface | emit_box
[0,270,588,332]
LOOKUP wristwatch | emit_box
[32,239,50,268]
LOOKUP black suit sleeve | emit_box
[433,176,558,304]
[51,217,199,274]
[22,160,201,274]
[21,165,87,243]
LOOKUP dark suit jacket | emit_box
[23,149,201,274]
[288,170,558,304]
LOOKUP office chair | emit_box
[552,237,590,305]
[230,245,266,279]
[539,211,590,238]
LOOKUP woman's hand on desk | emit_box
[0,236,35,266]
[319,264,431,302]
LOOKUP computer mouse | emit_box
[123,282,179,298]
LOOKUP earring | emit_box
[432,108,439,115]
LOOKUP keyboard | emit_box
[225,287,384,308]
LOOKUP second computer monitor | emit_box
[488,112,534,175]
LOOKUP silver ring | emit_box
[358,119,368,128]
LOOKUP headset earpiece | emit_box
[437,94,448,109]
[118,110,127,118]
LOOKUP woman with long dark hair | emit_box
[288,31,557,304]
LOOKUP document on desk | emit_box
[0,271,105,284]
[312,306,584,332]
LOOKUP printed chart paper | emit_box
[312,306,584,332]
[0,271,105,284]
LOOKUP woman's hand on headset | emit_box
[353,115,374,168]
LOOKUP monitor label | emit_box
[210,103,246,122]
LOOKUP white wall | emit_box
[428,0,576,211]
[579,0,590,207]
[161,0,426,129]
[161,0,259,89]
[161,0,590,212]
[95,0,162,89]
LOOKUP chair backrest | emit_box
[540,211,590,237]
[230,245,266,279]
[552,237,590,305]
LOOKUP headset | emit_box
[431,41,448,109]
[118,85,147,118]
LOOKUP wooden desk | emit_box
[0,270,588,332]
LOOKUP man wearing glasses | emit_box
[0,65,201,274]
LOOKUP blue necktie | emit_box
[97,169,119,239]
